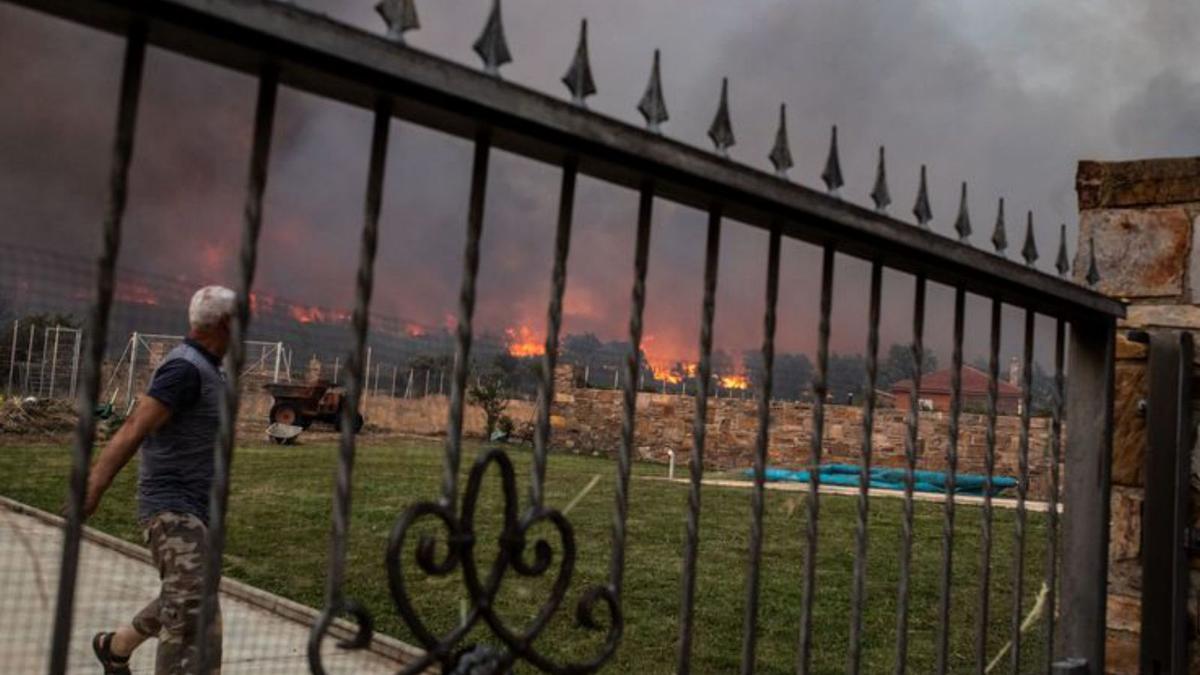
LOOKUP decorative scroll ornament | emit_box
[386,448,621,674]
[953,181,971,241]
[768,103,793,177]
[638,50,668,132]
[376,0,419,43]
[473,0,512,76]
[912,165,932,229]
[870,146,890,213]
[821,125,843,195]
[992,197,1008,255]
[1085,236,1101,286]
[1021,211,1039,266]
[562,19,596,106]
[707,78,735,157]
[1055,223,1070,276]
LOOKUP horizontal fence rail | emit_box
[3,1,1125,674]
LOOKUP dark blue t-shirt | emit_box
[146,339,218,412]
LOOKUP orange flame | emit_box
[505,325,544,357]
[289,304,351,325]
[114,281,160,306]
[719,374,749,390]
[405,322,426,337]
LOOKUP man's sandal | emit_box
[92,632,132,675]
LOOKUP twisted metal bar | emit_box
[894,273,926,675]
[975,298,1002,673]
[307,95,392,673]
[848,261,883,675]
[1044,318,1065,673]
[798,244,835,675]
[740,225,782,675]
[48,19,146,674]
[611,179,654,598]
[196,63,278,675]
[386,448,621,674]
[531,154,578,508]
[1010,308,1035,674]
[677,204,722,674]
[442,126,493,508]
[936,286,966,674]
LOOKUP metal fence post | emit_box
[273,340,282,382]
[23,324,34,395]
[333,356,340,384]
[48,325,61,399]
[1058,316,1116,671]
[126,332,138,408]
[38,326,49,397]
[69,329,81,400]
[5,319,16,395]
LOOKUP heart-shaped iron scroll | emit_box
[385,448,622,674]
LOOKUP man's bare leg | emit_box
[110,622,152,657]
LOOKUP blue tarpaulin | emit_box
[745,464,1018,496]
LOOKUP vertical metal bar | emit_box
[1010,308,1035,673]
[894,273,926,674]
[48,325,61,399]
[70,329,82,401]
[798,244,835,675]
[676,203,721,675]
[333,356,340,384]
[740,225,782,675]
[24,324,34,395]
[975,298,1002,673]
[39,326,49,397]
[6,319,17,395]
[1058,315,1114,671]
[48,19,146,674]
[196,62,279,674]
[309,95,391,673]
[1044,318,1065,673]
[610,179,654,598]
[441,126,493,507]
[531,154,578,508]
[273,341,282,382]
[935,286,966,674]
[848,260,883,675]
[125,332,137,408]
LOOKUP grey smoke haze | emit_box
[0,0,1196,367]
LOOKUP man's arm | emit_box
[83,396,172,518]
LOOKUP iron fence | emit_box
[3,0,1125,673]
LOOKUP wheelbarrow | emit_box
[266,422,304,445]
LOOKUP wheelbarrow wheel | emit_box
[269,402,300,427]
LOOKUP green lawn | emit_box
[0,438,1050,674]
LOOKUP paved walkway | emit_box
[0,502,411,674]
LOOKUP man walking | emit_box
[84,286,235,675]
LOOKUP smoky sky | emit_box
[1,0,1196,369]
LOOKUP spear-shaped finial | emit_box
[1055,223,1070,276]
[870,146,890,213]
[707,78,735,157]
[473,0,512,76]
[1021,211,1039,266]
[821,125,844,195]
[953,182,971,241]
[376,0,420,43]
[1085,236,1101,286]
[769,103,793,178]
[638,50,668,133]
[562,19,596,106]
[991,197,1008,255]
[912,165,932,229]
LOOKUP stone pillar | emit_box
[1075,157,1200,674]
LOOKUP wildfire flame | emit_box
[405,322,426,337]
[114,281,160,306]
[505,325,544,357]
[719,374,749,390]
[289,304,351,325]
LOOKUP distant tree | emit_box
[562,333,603,368]
[743,351,813,401]
[468,376,509,439]
[826,353,866,404]
[877,343,939,390]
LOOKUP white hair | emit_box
[188,286,236,330]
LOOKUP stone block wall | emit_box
[1075,157,1200,674]
[549,364,1055,499]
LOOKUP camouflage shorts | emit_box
[131,511,223,675]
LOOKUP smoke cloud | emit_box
[0,0,1195,368]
